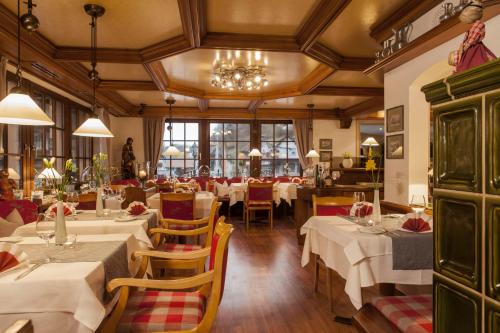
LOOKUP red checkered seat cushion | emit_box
[117,290,205,333]
[371,295,432,333]
[158,243,202,252]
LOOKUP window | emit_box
[209,122,250,177]
[71,107,94,173]
[158,122,199,177]
[260,123,300,177]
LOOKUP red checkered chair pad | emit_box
[117,290,206,333]
[158,243,202,252]
[371,295,432,333]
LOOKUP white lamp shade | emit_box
[73,118,114,137]
[163,145,180,157]
[361,137,379,146]
[7,168,20,180]
[248,148,262,157]
[305,149,320,158]
[0,93,54,126]
[38,168,62,180]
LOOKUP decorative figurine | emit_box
[450,0,496,73]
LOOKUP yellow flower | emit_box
[365,159,377,171]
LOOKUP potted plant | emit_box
[342,152,353,168]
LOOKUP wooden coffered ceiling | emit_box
[0,0,428,120]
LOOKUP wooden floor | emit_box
[211,214,379,333]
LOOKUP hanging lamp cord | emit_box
[90,13,98,115]
[16,0,22,87]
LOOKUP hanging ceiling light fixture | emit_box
[73,4,113,138]
[211,64,269,91]
[20,0,40,32]
[0,0,53,126]
[162,94,180,157]
[248,108,262,158]
[305,103,320,158]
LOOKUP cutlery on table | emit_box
[14,262,44,281]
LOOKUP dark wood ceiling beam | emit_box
[343,96,384,117]
[309,86,383,96]
[198,98,209,112]
[143,61,170,91]
[340,57,375,70]
[54,47,142,63]
[370,0,442,43]
[248,100,264,113]
[298,64,335,94]
[142,106,340,120]
[98,80,157,91]
[177,0,207,48]
[305,42,374,70]
[296,0,351,51]
[201,32,300,52]
[140,35,193,63]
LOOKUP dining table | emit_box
[12,210,159,248]
[300,215,433,310]
[0,233,142,333]
[228,183,289,206]
[146,191,215,218]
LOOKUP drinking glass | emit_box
[67,192,80,220]
[410,195,426,217]
[352,192,365,224]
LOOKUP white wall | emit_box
[313,119,357,158]
[108,115,145,168]
[384,14,500,204]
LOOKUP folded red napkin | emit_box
[48,203,74,217]
[0,243,28,273]
[402,217,431,232]
[358,205,373,217]
[127,202,147,216]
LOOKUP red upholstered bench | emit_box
[354,295,432,333]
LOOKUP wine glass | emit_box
[352,192,365,224]
[410,195,427,217]
[35,213,55,262]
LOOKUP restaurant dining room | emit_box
[0,0,499,332]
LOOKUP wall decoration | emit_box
[386,134,404,159]
[386,105,404,133]
[319,151,332,162]
[319,138,332,150]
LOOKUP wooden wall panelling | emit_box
[486,92,500,194]
[54,47,142,63]
[198,98,208,112]
[177,0,207,48]
[140,36,193,63]
[201,32,300,52]
[486,198,500,302]
[98,80,157,91]
[308,86,383,97]
[485,299,500,333]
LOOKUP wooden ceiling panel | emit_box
[261,95,369,110]
[318,0,407,57]
[117,91,198,107]
[209,99,250,108]
[1,0,183,49]
[160,48,320,93]
[207,0,319,35]
[81,63,151,81]
[322,70,383,87]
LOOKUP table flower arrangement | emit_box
[365,148,382,223]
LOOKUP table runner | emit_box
[19,241,130,300]
[388,231,433,270]
[73,211,158,229]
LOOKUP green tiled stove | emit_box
[422,58,500,333]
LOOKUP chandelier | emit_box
[211,64,269,91]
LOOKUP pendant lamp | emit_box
[0,0,54,126]
[162,95,180,157]
[305,103,319,158]
[73,4,113,138]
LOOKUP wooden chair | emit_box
[149,199,221,277]
[243,182,274,231]
[380,200,413,215]
[99,219,233,333]
[110,184,125,193]
[121,187,147,209]
[78,192,97,210]
[311,195,353,312]
[159,192,196,230]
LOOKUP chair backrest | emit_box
[247,182,273,202]
[160,192,195,220]
[204,199,221,247]
[380,200,413,215]
[0,200,38,224]
[312,195,353,216]
[78,192,97,210]
[200,218,233,331]
[121,187,147,209]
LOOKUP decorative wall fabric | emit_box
[143,117,165,172]
[293,119,312,169]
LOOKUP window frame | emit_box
[259,121,300,177]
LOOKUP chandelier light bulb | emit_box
[246,81,252,87]
[263,79,269,87]
[215,74,221,82]
[254,75,261,83]
[234,72,241,80]
[211,64,267,91]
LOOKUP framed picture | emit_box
[386,105,404,133]
[319,150,332,162]
[386,134,404,159]
[319,138,332,150]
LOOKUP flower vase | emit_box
[96,187,104,217]
[342,158,353,168]
[55,200,68,245]
[372,189,382,224]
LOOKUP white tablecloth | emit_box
[146,192,215,218]
[228,183,281,206]
[277,183,297,206]
[300,216,432,309]
[0,233,141,333]
[104,196,124,210]
[12,210,159,248]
